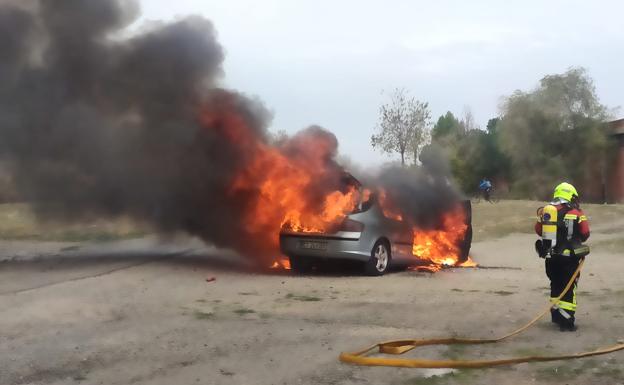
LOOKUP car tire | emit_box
[458,224,472,263]
[289,255,314,274]
[365,241,391,276]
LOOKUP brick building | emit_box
[606,119,624,203]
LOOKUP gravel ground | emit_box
[1,202,623,385]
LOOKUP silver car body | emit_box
[279,199,418,265]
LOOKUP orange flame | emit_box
[270,257,291,270]
[198,98,474,271]
[411,206,477,270]
[378,189,403,221]
[457,257,478,267]
[199,99,361,262]
[412,207,467,264]
[235,147,361,256]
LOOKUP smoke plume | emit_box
[367,145,463,230]
[0,0,463,262]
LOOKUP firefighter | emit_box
[535,182,590,332]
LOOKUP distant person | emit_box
[534,182,590,332]
[478,178,493,202]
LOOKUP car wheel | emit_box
[289,255,314,274]
[365,241,391,276]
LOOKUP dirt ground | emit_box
[1,201,624,385]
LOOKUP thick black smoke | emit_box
[0,0,463,261]
[0,0,295,258]
[367,144,464,230]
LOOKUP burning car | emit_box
[279,174,472,275]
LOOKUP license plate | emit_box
[298,240,328,251]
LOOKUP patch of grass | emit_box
[582,204,624,223]
[0,203,148,242]
[233,308,255,315]
[513,347,549,356]
[593,237,624,253]
[60,245,81,252]
[470,200,538,241]
[451,288,463,292]
[595,366,623,378]
[470,200,624,241]
[442,344,469,360]
[487,290,516,296]
[285,293,322,302]
[193,311,215,320]
[535,359,620,382]
[238,291,258,296]
[195,299,207,303]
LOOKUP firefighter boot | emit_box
[559,317,577,332]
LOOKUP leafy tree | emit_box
[432,111,463,140]
[497,67,611,199]
[430,110,511,194]
[371,89,432,166]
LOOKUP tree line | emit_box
[371,67,615,200]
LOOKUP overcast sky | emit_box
[138,0,623,166]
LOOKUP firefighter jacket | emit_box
[535,203,590,257]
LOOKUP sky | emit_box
[138,0,624,166]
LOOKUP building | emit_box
[607,119,624,203]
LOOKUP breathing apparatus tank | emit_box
[536,204,558,258]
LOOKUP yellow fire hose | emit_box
[340,259,624,368]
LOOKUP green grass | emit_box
[536,359,622,382]
[470,200,538,241]
[0,203,147,242]
[285,293,322,302]
[592,237,624,253]
[442,344,469,360]
[512,347,550,356]
[233,308,255,315]
[487,290,516,296]
[470,200,624,241]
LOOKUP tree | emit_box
[430,111,511,194]
[371,89,431,166]
[460,106,477,131]
[432,111,462,140]
[497,67,611,199]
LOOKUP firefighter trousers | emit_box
[545,255,580,326]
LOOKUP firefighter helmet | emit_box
[553,182,578,202]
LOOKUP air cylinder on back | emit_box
[540,204,558,252]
